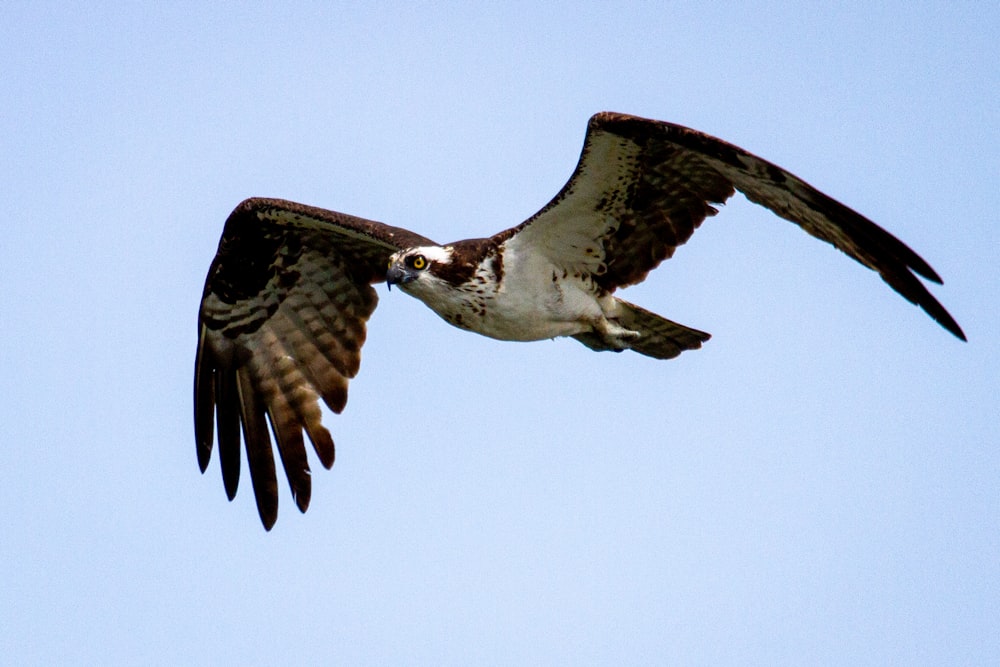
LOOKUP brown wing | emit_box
[195,198,435,529]
[500,112,964,340]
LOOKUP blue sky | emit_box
[2,2,998,664]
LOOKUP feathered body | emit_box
[195,112,964,528]
[391,242,608,340]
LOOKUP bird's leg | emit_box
[591,316,641,350]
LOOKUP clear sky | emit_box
[2,2,998,665]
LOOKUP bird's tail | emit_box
[572,298,711,360]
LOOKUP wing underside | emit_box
[195,198,434,528]
[195,115,964,528]
[500,112,964,340]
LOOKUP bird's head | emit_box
[385,245,454,294]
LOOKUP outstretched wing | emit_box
[195,198,435,529]
[500,112,964,340]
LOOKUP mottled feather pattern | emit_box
[603,114,963,337]
[196,198,433,529]
[195,114,964,529]
[504,116,736,292]
[597,138,735,290]
[517,112,963,339]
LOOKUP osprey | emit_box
[195,112,964,529]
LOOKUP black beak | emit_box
[385,264,409,291]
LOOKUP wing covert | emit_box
[501,112,964,340]
[497,113,736,285]
[195,198,434,529]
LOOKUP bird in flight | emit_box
[195,112,964,529]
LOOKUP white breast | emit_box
[404,240,609,342]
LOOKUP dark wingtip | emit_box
[223,472,239,502]
[253,487,279,532]
[196,445,211,474]
[898,274,966,342]
[295,487,311,514]
[940,314,967,342]
[251,475,280,531]
[194,335,216,474]
[313,429,336,469]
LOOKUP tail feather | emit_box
[572,299,710,360]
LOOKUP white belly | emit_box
[402,248,610,342]
[470,278,599,341]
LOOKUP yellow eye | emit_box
[411,254,427,270]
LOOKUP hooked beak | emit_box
[385,264,412,291]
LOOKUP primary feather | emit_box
[195,112,964,528]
